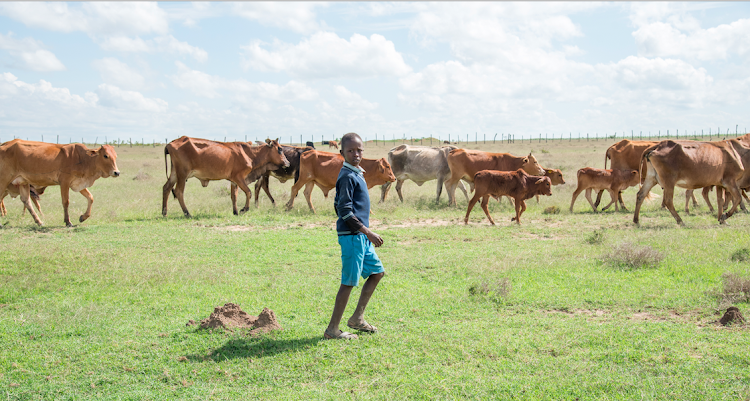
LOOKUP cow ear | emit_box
[523,157,529,163]
[546,169,553,174]
[535,178,545,184]
[265,138,272,147]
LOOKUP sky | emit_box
[1,1,749,144]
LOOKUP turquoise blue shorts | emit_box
[338,234,385,287]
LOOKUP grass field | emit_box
[2,138,750,400]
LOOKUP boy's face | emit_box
[341,137,364,167]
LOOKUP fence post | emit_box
[587,133,589,142]
[129,138,132,147]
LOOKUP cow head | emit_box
[544,168,565,185]
[93,145,120,178]
[265,138,290,168]
[522,153,545,176]
[625,169,640,187]
[379,158,396,183]
[534,176,552,196]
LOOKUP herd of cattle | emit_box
[1,133,750,228]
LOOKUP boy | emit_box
[324,132,385,340]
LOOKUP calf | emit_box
[0,185,45,217]
[570,168,640,212]
[305,141,316,149]
[328,140,339,150]
[253,145,313,206]
[464,169,552,225]
[535,168,565,203]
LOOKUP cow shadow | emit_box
[185,334,323,362]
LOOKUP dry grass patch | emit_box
[710,273,750,310]
[730,248,750,262]
[601,242,664,270]
[469,278,512,304]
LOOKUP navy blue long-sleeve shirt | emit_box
[334,161,369,236]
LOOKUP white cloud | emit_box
[0,72,90,106]
[154,35,208,62]
[231,2,326,34]
[633,18,750,60]
[241,32,412,79]
[92,58,145,91]
[0,2,169,36]
[333,85,378,110]
[169,61,318,101]
[0,32,65,72]
[98,36,151,52]
[95,84,168,112]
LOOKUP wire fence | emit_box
[2,126,747,148]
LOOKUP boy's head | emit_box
[340,132,363,167]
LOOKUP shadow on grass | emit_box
[187,335,323,362]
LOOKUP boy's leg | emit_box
[348,272,384,329]
[325,284,356,337]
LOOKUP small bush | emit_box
[585,229,605,245]
[543,206,560,215]
[730,248,750,262]
[541,149,550,154]
[469,278,511,304]
[708,273,750,310]
[601,242,664,270]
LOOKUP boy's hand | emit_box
[360,227,384,247]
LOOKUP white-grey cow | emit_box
[380,144,469,204]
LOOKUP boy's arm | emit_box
[358,226,383,247]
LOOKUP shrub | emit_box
[730,248,750,262]
[585,229,605,245]
[469,278,511,304]
[543,206,560,215]
[708,273,750,310]
[601,242,664,270]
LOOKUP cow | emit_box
[534,168,565,203]
[253,145,314,206]
[305,141,316,149]
[464,169,552,225]
[570,168,640,213]
[685,139,750,214]
[285,150,395,213]
[162,137,289,218]
[599,139,659,209]
[445,149,545,206]
[328,140,339,150]
[633,140,745,225]
[0,139,120,227]
[380,144,468,204]
[0,185,45,217]
[443,141,450,144]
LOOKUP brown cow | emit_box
[253,145,314,206]
[599,139,658,208]
[285,150,395,213]
[464,169,552,225]
[0,185,45,217]
[634,140,745,225]
[162,137,288,217]
[0,139,120,227]
[534,168,565,203]
[445,149,545,206]
[328,140,339,150]
[570,168,640,212]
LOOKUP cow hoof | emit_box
[233,211,238,216]
[184,213,191,218]
[65,222,73,228]
[240,207,249,214]
[79,215,85,223]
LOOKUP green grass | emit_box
[2,141,750,400]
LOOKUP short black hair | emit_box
[340,132,362,150]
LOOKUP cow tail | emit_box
[164,146,170,181]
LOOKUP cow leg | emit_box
[303,182,316,213]
[684,189,693,214]
[0,196,5,217]
[232,177,253,214]
[633,173,659,225]
[286,177,307,211]
[584,188,598,212]
[0,182,9,225]
[702,186,715,213]
[720,182,742,221]
[395,179,405,202]
[593,190,604,208]
[464,192,482,224]
[569,187,584,212]
[60,183,74,227]
[457,180,469,202]
[261,175,275,206]
[381,182,392,203]
[174,177,191,218]
[511,198,525,224]
[661,186,683,226]
[480,196,495,225]
[230,183,239,215]
[445,177,459,206]
[162,167,178,216]
[601,189,618,211]
[434,178,443,204]
[77,188,94,223]
[17,184,43,226]
[617,191,628,211]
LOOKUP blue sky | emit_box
[1,2,749,144]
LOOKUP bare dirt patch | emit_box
[373,218,458,229]
[187,303,282,336]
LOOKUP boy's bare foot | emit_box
[347,318,378,333]
[324,329,358,340]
